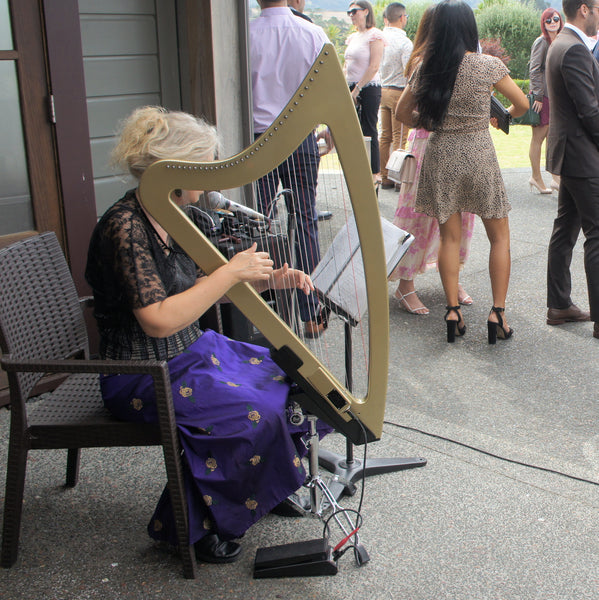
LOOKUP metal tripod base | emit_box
[318,447,427,501]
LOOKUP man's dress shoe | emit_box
[317,210,333,221]
[194,533,242,564]
[546,304,591,325]
[304,319,326,339]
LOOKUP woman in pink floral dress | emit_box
[388,5,474,315]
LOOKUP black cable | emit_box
[320,412,368,566]
[384,419,599,487]
[348,409,368,516]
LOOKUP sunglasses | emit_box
[545,15,560,24]
[347,8,365,16]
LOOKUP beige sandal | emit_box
[458,283,473,306]
[395,290,429,315]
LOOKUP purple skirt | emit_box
[534,95,550,127]
[101,329,321,545]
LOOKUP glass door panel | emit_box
[0,0,13,49]
[0,60,33,235]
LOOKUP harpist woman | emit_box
[85,106,317,563]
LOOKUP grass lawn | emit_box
[320,123,540,171]
[490,123,536,169]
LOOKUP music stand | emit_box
[312,216,427,501]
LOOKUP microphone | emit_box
[202,191,268,221]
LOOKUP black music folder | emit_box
[312,216,414,324]
[490,95,510,134]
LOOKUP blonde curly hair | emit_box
[111,106,220,180]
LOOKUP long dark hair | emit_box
[415,0,479,131]
[405,4,437,78]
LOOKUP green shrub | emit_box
[476,0,541,79]
[495,79,529,107]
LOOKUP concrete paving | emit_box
[1,168,599,599]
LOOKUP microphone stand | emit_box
[317,318,426,501]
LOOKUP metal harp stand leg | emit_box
[317,320,427,502]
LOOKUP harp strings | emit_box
[138,44,390,441]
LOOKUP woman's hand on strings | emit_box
[270,263,315,295]
[227,243,273,283]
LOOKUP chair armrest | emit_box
[79,296,95,310]
[1,355,168,378]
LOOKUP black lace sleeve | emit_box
[108,209,168,309]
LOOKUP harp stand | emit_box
[254,411,367,578]
[317,319,427,502]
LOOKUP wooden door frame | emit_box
[1,0,96,406]
[1,0,63,249]
[42,0,97,293]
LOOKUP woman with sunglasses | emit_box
[344,1,385,185]
[528,8,564,194]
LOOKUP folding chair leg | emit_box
[1,442,28,567]
[65,448,81,487]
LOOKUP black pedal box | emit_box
[253,538,338,578]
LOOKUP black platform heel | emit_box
[444,305,466,343]
[487,306,513,344]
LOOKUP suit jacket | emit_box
[546,27,599,177]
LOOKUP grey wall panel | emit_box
[87,94,160,138]
[79,0,182,217]
[78,0,155,15]
[80,15,157,56]
[83,56,160,97]
[90,137,118,179]
[93,176,135,217]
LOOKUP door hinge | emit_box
[48,94,56,124]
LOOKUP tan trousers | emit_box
[380,87,409,184]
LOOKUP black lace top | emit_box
[85,190,203,361]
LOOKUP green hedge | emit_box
[373,0,543,80]
[476,0,541,79]
[495,79,529,107]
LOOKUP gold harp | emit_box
[138,44,388,444]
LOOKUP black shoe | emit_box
[487,306,513,344]
[381,182,395,190]
[317,210,333,221]
[194,533,242,564]
[444,305,466,343]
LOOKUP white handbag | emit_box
[385,149,416,185]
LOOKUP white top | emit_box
[564,22,597,51]
[249,6,329,134]
[344,28,385,85]
[380,26,413,88]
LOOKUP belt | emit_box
[383,85,404,91]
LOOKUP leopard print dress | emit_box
[414,53,510,224]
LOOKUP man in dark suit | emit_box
[545,0,599,336]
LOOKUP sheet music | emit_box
[312,216,414,323]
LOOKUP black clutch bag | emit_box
[490,95,510,134]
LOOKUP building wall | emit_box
[78,0,180,216]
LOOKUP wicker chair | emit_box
[0,232,197,578]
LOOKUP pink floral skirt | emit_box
[389,129,475,281]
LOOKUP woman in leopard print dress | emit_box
[395,0,528,343]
